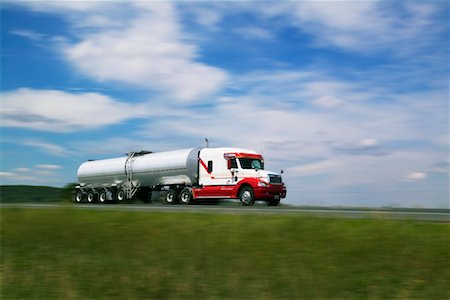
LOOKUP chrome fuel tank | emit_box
[77,148,200,188]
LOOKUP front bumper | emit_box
[253,184,287,200]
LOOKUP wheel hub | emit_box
[181,193,189,203]
[242,191,251,204]
[167,193,174,203]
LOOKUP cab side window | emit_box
[207,160,213,173]
[230,158,237,169]
[227,158,238,169]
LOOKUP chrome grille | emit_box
[269,175,282,184]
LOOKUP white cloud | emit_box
[9,1,107,13]
[0,88,146,132]
[287,160,339,175]
[14,168,31,172]
[21,140,75,157]
[9,2,228,101]
[38,2,227,101]
[361,139,378,147]
[10,29,44,41]
[256,1,444,55]
[0,172,15,177]
[0,164,64,185]
[235,70,372,110]
[312,96,343,108]
[189,6,222,27]
[35,164,62,170]
[405,172,428,181]
[431,160,449,174]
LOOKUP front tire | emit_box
[179,188,192,205]
[267,198,280,206]
[239,186,254,206]
[164,189,178,205]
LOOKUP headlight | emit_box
[258,181,269,187]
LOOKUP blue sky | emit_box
[1,1,448,208]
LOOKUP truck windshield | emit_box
[239,158,264,170]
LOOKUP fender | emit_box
[233,177,262,198]
[235,177,286,200]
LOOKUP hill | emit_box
[0,185,68,203]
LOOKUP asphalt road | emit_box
[1,203,448,221]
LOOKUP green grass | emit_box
[1,208,449,299]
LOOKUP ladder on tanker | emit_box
[125,152,140,199]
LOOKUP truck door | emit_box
[227,157,238,184]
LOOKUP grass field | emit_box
[1,208,449,299]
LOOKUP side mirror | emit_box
[280,169,284,174]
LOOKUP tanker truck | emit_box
[74,147,286,206]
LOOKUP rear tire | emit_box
[98,190,107,204]
[87,191,96,203]
[179,188,192,205]
[164,189,178,204]
[116,188,126,202]
[239,186,255,206]
[74,190,84,203]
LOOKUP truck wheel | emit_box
[116,189,126,202]
[74,190,84,203]
[239,186,255,206]
[87,191,96,203]
[98,190,107,204]
[179,188,192,205]
[164,189,178,204]
[267,199,280,206]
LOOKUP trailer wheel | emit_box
[98,190,107,204]
[74,190,84,203]
[239,186,255,206]
[116,189,126,202]
[164,189,178,204]
[179,188,192,205]
[87,191,96,203]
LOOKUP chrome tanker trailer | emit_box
[74,147,286,206]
